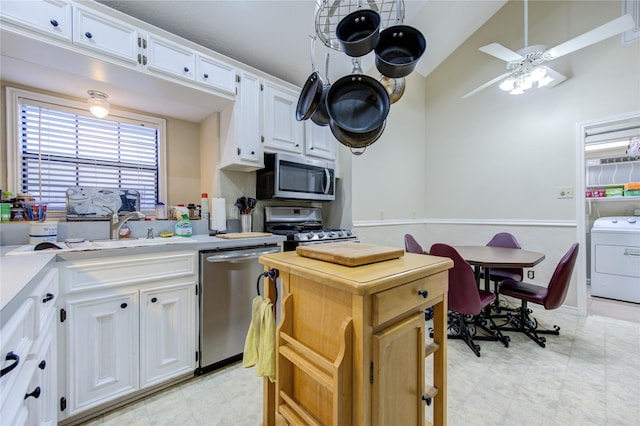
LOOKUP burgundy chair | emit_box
[494,243,579,348]
[481,232,524,310]
[404,234,425,254]
[430,243,509,357]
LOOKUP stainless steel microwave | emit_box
[256,153,335,201]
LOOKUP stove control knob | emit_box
[628,218,636,223]
[317,232,325,239]
[345,230,352,237]
[336,231,343,237]
[328,232,335,238]
[306,232,314,240]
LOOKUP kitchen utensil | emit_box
[296,37,324,121]
[379,75,406,104]
[310,52,331,126]
[335,8,381,57]
[375,24,426,78]
[329,119,386,155]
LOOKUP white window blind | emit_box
[17,99,160,211]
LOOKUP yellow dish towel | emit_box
[242,296,276,382]
[242,296,263,368]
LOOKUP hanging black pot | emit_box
[329,119,386,155]
[326,73,390,134]
[311,53,331,126]
[296,37,324,121]
[335,9,381,57]
[375,25,426,78]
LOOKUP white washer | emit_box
[591,216,640,303]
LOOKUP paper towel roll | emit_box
[210,197,226,232]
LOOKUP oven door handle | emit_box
[206,246,281,263]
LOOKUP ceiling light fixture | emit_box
[87,90,110,118]
[499,65,555,96]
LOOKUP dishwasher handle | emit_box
[206,246,281,263]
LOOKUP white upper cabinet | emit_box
[73,4,139,65]
[262,80,304,154]
[197,54,236,94]
[146,33,196,81]
[220,71,264,171]
[0,0,72,41]
[305,123,337,160]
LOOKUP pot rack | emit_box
[314,0,405,52]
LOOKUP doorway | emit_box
[576,111,640,321]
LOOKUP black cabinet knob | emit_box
[50,19,59,27]
[183,67,189,73]
[120,303,127,309]
[422,395,432,406]
[39,360,46,370]
[203,73,209,79]
[418,290,429,298]
[0,351,19,378]
[151,297,157,303]
[42,293,54,303]
[24,387,41,400]
[84,32,93,39]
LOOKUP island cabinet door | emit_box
[371,312,425,426]
[66,292,139,416]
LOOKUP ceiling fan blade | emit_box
[542,66,567,88]
[479,43,524,62]
[545,14,635,60]
[462,72,513,99]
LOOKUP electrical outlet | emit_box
[557,186,574,199]
[527,270,535,279]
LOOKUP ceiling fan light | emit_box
[520,76,533,90]
[87,90,110,118]
[537,75,554,88]
[499,78,515,91]
[530,67,547,82]
[510,87,524,95]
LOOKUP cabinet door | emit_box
[305,122,337,160]
[196,54,236,94]
[0,0,72,42]
[66,292,139,416]
[262,81,304,154]
[73,4,139,65]
[372,312,425,426]
[146,33,196,81]
[140,283,196,387]
[24,317,57,426]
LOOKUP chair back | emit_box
[429,243,483,315]
[486,232,523,280]
[404,234,425,254]
[544,243,579,310]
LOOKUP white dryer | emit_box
[590,216,640,303]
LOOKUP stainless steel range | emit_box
[264,206,358,251]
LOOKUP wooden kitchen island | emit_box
[259,246,453,426]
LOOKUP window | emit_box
[6,87,166,214]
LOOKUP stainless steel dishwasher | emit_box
[197,244,281,374]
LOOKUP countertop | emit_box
[1,233,286,315]
[259,250,453,295]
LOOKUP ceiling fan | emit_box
[462,0,635,98]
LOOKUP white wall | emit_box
[352,0,640,309]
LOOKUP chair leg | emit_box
[492,300,561,348]
[447,312,482,357]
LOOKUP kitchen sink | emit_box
[6,237,197,255]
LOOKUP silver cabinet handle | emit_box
[624,249,640,257]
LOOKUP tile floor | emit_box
[83,296,639,426]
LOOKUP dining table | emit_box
[453,245,546,296]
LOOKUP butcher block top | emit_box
[296,242,404,266]
[259,247,453,295]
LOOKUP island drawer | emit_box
[371,271,447,327]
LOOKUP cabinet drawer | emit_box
[29,269,58,335]
[0,0,72,42]
[372,272,447,327]
[1,299,35,403]
[196,54,235,94]
[147,34,196,80]
[62,251,197,293]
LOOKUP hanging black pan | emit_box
[311,52,331,126]
[296,37,324,121]
[335,8,381,57]
[375,25,426,78]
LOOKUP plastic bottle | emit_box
[175,213,193,237]
[201,193,210,220]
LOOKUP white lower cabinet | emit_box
[66,291,139,415]
[58,251,198,420]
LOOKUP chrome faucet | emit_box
[105,207,145,239]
